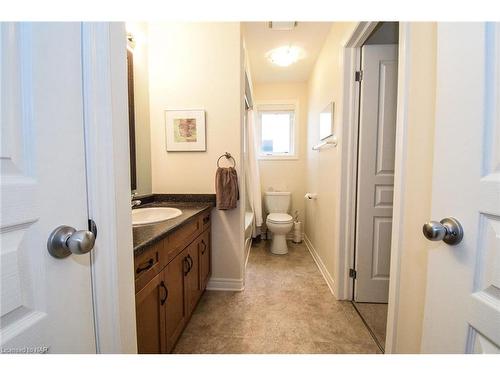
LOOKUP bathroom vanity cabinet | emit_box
[134,210,211,353]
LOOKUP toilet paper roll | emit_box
[304,193,318,200]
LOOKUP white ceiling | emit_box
[243,22,333,84]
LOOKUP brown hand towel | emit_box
[215,167,239,210]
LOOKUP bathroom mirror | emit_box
[126,24,153,196]
[127,45,137,191]
[319,101,335,140]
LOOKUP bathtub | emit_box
[244,211,254,268]
[245,211,254,238]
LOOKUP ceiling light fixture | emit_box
[268,21,298,30]
[267,45,303,67]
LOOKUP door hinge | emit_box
[88,219,98,239]
[349,268,357,279]
[355,70,363,82]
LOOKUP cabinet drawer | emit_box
[165,217,201,263]
[135,240,164,293]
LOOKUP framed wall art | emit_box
[165,109,206,151]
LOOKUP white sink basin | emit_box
[132,207,183,226]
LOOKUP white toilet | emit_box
[264,191,294,255]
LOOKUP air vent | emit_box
[268,22,298,30]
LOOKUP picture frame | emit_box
[165,109,206,151]
[319,101,335,141]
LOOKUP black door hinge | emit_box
[88,219,98,239]
[349,268,357,279]
[355,70,363,82]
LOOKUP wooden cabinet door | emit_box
[199,230,211,291]
[184,241,201,317]
[135,272,167,354]
[165,251,187,352]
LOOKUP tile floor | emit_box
[173,240,381,354]
[352,302,388,349]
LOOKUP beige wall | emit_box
[390,22,437,353]
[148,22,245,284]
[305,22,357,283]
[253,82,308,223]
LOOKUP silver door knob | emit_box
[422,217,463,245]
[47,225,96,258]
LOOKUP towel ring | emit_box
[217,152,236,168]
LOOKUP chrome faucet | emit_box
[131,193,141,208]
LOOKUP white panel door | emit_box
[355,44,398,303]
[0,23,96,353]
[421,23,500,353]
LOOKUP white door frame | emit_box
[82,22,137,353]
[336,22,411,353]
[337,21,380,300]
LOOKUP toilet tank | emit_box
[264,191,291,213]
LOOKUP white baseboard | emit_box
[303,234,337,298]
[206,277,245,291]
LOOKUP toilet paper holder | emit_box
[304,193,318,200]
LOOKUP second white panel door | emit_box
[354,44,398,303]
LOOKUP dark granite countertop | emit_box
[133,200,213,256]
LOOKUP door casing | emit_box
[82,22,137,353]
[336,21,411,353]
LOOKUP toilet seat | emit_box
[267,213,293,224]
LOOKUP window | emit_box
[257,104,296,159]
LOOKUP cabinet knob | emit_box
[183,256,193,275]
[201,240,207,254]
[160,281,168,305]
[136,259,154,274]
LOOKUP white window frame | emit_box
[255,101,299,160]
